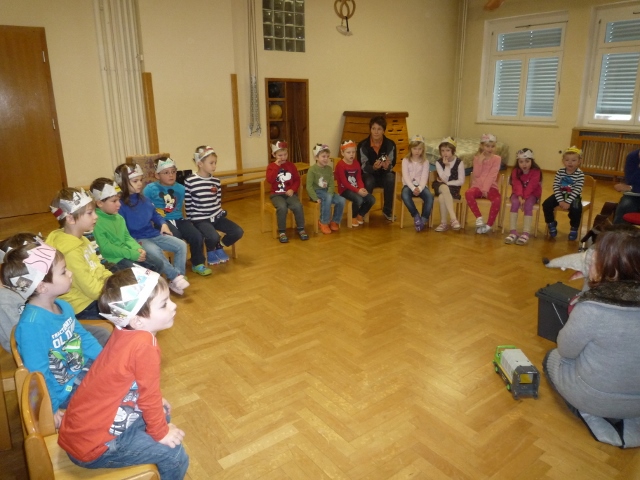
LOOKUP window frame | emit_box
[581,3,640,129]
[478,12,568,126]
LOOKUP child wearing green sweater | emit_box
[306,144,345,235]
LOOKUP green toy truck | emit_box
[493,345,540,400]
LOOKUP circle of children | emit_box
[0,124,586,476]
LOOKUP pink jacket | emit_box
[471,154,501,192]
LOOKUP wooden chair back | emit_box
[10,327,28,418]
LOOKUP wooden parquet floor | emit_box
[1,171,639,479]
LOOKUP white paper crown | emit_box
[340,139,356,151]
[481,133,497,143]
[9,241,57,300]
[516,149,534,159]
[193,146,216,163]
[410,134,425,144]
[99,266,160,327]
[440,136,457,148]
[50,188,93,220]
[156,157,176,173]
[271,141,288,155]
[91,182,121,201]
[313,143,330,156]
[114,164,143,187]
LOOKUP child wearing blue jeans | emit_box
[58,267,189,479]
[306,143,346,234]
[114,163,190,295]
[184,146,244,264]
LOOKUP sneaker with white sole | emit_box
[214,248,230,263]
[435,223,448,232]
[475,217,485,227]
[169,275,190,295]
[207,250,221,265]
[476,224,492,234]
[450,219,461,230]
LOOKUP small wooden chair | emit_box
[10,327,28,421]
[544,175,597,237]
[260,179,296,238]
[500,176,543,237]
[21,371,159,480]
[462,173,505,232]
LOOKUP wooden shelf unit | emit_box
[265,78,309,164]
[341,111,410,160]
[570,127,640,179]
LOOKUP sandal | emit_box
[435,223,448,232]
[504,233,517,244]
[278,233,289,243]
[516,233,530,245]
[450,219,461,230]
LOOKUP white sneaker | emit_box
[476,224,492,234]
[169,275,190,295]
[475,217,485,227]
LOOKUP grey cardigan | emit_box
[545,281,640,418]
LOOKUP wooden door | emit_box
[0,26,66,218]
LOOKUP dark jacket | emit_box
[357,135,397,176]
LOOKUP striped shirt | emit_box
[184,174,222,221]
[553,168,584,204]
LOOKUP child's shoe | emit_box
[278,232,289,243]
[568,229,578,241]
[548,221,558,238]
[475,217,485,227]
[214,247,230,263]
[351,218,360,227]
[435,223,448,232]
[298,229,309,240]
[477,224,492,234]
[504,232,518,244]
[329,221,340,231]
[356,215,364,225]
[319,222,332,234]
[192,264,212,276]
[516,232,530,245]
[450,219,461,230]
[414,214,425,232]
[207,250,221,265]
[169,275,190,295]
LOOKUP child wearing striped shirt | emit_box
[542,147,585,241]
[184,146,244,265]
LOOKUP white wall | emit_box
[458,0,624,170]
[0,0,112,187]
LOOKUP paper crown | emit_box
[340,140,356,151]
[440,136,457,148]
[91,182,121,201]
[271,141,288,155]
[156,157,176,173]
[193,146,216,163]
[565,146,583,156]
[410,134,425,144]
[516,149,534,159]
[99,266,160,327]
[114,164,143,187]
[313,143,330,156]
[9,241,57,300]
[50,188,93,221]
[481,133,497,143]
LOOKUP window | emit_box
[479,13,567,124]
[263,0,305,52]
[583,4,640,127]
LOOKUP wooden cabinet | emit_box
[570,127,640,179]
[265,78,309,164]
[341,111,410,160]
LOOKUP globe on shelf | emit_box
[269,104,283,120]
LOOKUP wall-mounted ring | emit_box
[334,0,356,20]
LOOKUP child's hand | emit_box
[316,199,321,204]
[413,187,421,196]
[54,409,65,429]
[159,423,185,448]
[137,249,147,262]
[519,196,524,211]
[559,201,570,210]
[160,224,173,236]
[482,191,489,198]
[358,188,368,197]
[162,397,172,415]
[285,189,294,197]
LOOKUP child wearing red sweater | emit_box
[58,267,189,479]
[334,139,376,227]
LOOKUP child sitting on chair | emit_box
[542,147,585,241]
[334,139,376,227]
[306,143,346,234]
[142,158,211,276]
[58,267,189,479]
[465,133,502,234]
[433,137,464,232]
[1,241,102,427]
[46,188,113,319]
[184,146,244,265]
[266,141,308,243]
